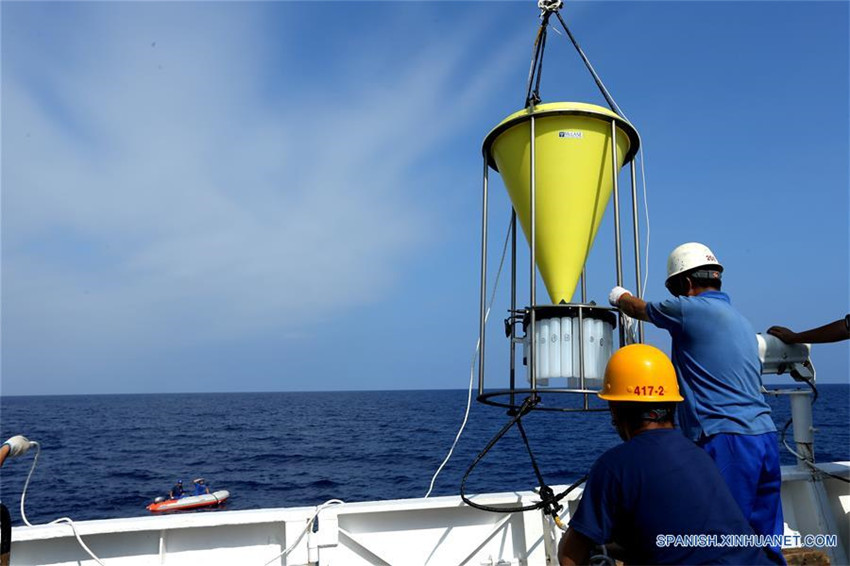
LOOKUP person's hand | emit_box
[767,326,798,344]
[3,435,33,458]
[609,286,632,307]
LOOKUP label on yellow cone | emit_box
[483,102,639,304]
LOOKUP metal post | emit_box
[610,120,625,347]
[581,268,588,408]
[478,157,489,397]
[581,270,587,407]
[529,116,537,392]
[580,268,587,303]
[578,306,585,391]
[509,211,517,409]
[629,160,644,342]
[790,390,815,465]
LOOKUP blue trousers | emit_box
[700,432,786,565]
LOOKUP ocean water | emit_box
[1,385,847,526]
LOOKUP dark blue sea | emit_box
[1,386,847,526]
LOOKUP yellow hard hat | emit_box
[598,344,684,402]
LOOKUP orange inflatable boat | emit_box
[146,490,230,512]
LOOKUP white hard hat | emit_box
[666,242,723,283]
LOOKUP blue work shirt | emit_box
[646,291,774,441]
[570,429,774,565]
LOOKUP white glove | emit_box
[609,286,632,307]
[3,435,32,458]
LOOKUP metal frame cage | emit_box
[476,105,644,412]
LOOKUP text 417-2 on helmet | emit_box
[598,344,684,402]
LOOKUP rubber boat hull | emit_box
[146,490,229,512]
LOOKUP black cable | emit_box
[516,418,546,488]
[530,17,550,106]
[807,461,850,484]
[554,12,620,115]
[524,12,553,108]
[524,27,544,107]
[460,395,588,513]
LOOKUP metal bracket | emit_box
[537,0,563,13]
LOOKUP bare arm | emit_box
[618,293,650,322]
[768,318,850,344]
[558,527,595,566]
[0,436,32,467]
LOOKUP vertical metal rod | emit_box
[581,266,588,407]
[529,116,537,392]
[610,121,625,347]
[509,211,517,409]
[477,157,489,397]
[629,160,644,342]
[580,268,587,303]
[578,306,585,390]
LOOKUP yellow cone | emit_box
[482,102,639,304]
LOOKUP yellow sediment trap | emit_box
[483,102,639,304]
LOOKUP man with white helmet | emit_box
[608,243,784,565]
[558,345,773,566]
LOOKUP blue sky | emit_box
[2,1,847,395]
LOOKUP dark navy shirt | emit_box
[570,429,773,565]
[646,291,774,441]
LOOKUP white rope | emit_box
[18,442,40,528]
[19,442,108,566]
[47,518,108,566]
[424,218,513,498]
[261,499,345,566]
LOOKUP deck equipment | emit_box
[463,0,647,531]
[476,1,643,414]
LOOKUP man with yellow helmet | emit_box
[609,242,784,564]
[558,345,774,566]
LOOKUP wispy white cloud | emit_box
[2,3,527,393]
